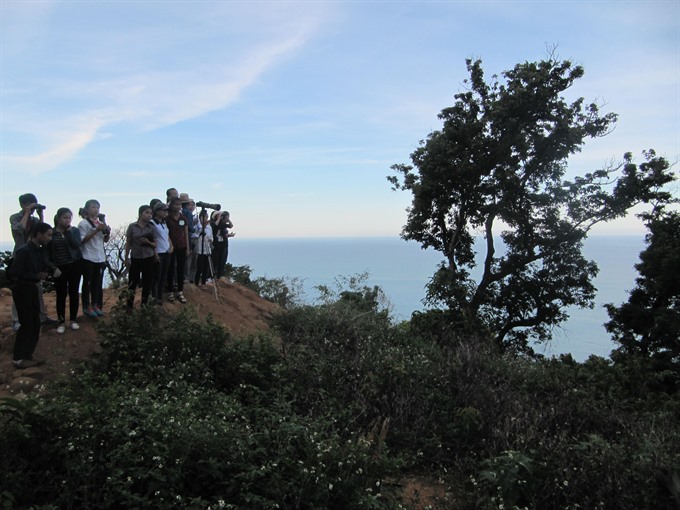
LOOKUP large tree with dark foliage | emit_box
[606,207,680,364]
[388,56,674,351]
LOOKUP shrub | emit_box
[2,273,679,508]
[0,297,398,509]
[224,263,305,308]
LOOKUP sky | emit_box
[1,0,678,243]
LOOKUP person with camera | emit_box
[78,199,109,318]
[194,209,213,286]
[211,210,234,280]
[166,197,189,304]
[8,193,57,329]
[124,205,157,311]
[50,208,83,333]
[8,222,53,368]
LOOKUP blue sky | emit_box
[1,0,678,242]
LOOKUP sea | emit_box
[227,236,644,362]
[1,236,644,362]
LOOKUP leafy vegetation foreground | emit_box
[0,283,678,509]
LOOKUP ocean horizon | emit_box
[226,235,644,361]
[1,235,645,362]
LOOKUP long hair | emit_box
[54,207,72,226]
[138,205,152,218]
[79,199,100,218]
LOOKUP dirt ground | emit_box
[0,279,280,397]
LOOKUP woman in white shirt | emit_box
[78,199,109,318]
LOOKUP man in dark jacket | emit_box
[9,222,53,369]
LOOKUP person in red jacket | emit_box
[165,197,189,304]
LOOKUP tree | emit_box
[103,225,128,288]
[388,56,674,351]
[606,207,680,364]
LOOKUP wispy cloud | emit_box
[1,3,326,174]
[2,117,105,174]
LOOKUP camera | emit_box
[98,214,112,236]
[196,201,221,211]
[35,204,47,211]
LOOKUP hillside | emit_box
[0,279,280,397]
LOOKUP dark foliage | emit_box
[606,208,680,366]
[389,56,674,351]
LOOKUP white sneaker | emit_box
[70,322,80,331]
[57,324,66,334]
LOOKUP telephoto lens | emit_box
[196,201,221,211]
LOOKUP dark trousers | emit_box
[194,254,212,285]
[82,259,105,310]
[12,283,41,361]
[55,260,82,322]
[222,239,230,273]
[167,248,187,293]
[212,242,226,279]
[127,256,156,309]
[153,252,171,301]
[186,238,198,281]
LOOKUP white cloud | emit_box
[1,3,324,174]
[1,117,104,174]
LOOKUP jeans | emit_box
[127,256,156,309]
[153,252,171,301]
[167,248,187,293]
[12,283,41,361]
[55,259,82,322]
[82,259,105,310]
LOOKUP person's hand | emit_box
[53,268,62,279]
[96,223,107,231]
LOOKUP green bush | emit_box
[224,264,304,308]
[1,278,679,509]
[0,300,397,509]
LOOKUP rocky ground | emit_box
[0,279,280,398]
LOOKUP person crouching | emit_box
[9,222,53,369]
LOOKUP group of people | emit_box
[7,189,234,369]
[127,188,234,310]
